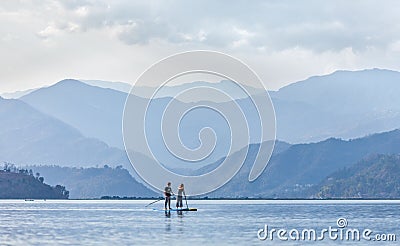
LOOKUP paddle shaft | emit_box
[145,198,164,207]
[184,192,189,209]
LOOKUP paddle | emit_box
[184,191,189,209]
[145,197,164,207]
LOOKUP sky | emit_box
[1,0,400,93]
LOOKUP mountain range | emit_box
[14,68,400,150]
[30,165,157,199]
[1,68,400,198]
[9,128,400,199]
[0,96,130,168]
[271,68,400,143]
[0,170,69,199]
[20,79,127,149]
[201,129,400,198]
[314,154,400,199]
[82,68,400,145]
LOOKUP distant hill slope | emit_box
[262,129,400,193]
[205,129,400,198]
[20,80,248,164]
[20,79,263,151]
[21,79,128,149]
[82,79,261,101]
[0,88,37,99]
[128,80,262,101]
[10,129,400,199]
[81,80,132,93]
[0,97,130,168]
[0,171,68,199]
[271,68,400,143]
[314,154,400,198]
[31,165,157,199]
[20,69,400,151]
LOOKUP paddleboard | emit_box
[153,208,197,212]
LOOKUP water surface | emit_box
[0,200,398,245]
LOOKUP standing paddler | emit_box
[176,183,185,209]
[164,182,174,210]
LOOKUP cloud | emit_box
[1,0,400,92]
[3,0,400,53]
[37,22,80,39]
[389,40,400,52]
[114,19,169,45]
[55,0,94,11]
[32,0,398,54]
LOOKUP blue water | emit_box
[0,200,399,245]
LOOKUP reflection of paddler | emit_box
[176,183,185,208]
[164,182,174,210]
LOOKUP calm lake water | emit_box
[0,200,399,245]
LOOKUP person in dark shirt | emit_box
[164,182,173,210]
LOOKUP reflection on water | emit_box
[0,200,399,245]
[165,217,171,233]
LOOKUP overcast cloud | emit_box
[1,0,400,92]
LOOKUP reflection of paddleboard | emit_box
[153,208,198,212]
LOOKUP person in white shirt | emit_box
[176,183,185,209]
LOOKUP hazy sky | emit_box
[1,0,400,92]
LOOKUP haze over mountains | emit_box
[0,88,36,99]
[272,68,400,143]
[0,97,129,167]
[11,128,400,199]
[192,128,400,198]
[31,165,157,199]
[16,68,400,150]
[314,154,400,199]
[1,68,400,198]
[21,80,127,149]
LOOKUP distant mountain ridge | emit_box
[0,96,130,168]
[205,128,400,198]
[4,127,399,199]
[82,79,262,101]
[314,154,400,198]
[20,79,257,163]
[81,80,132,93]
[1,69,400,199]
[0,170,69,199]
[21,79,128,149]
[19,69,400,151]
[271,68,400,143]
[31,165,156,199]
[0,88,37,99]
